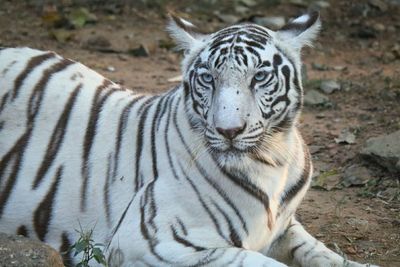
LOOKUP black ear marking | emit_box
[273,54,282,67]
[280,11,320,36]
[168,12,205,35]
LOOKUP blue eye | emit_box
[201,73,213,83]
[254,71,267,82]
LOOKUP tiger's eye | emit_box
[201,73,213,83]
[254,71,267,82]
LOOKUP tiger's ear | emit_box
[167,14,206,52]
[276,11,321,51]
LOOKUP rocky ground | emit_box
[0,233,64,266]
[0,0,399,266]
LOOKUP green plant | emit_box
[68,223,108,267]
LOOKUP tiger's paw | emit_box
[344,261,379,267]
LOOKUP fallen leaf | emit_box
[67,7,97,28]
[168,75,182,83]
[50,29,74,43]
[311,169,342,191]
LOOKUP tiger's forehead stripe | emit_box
[201,24,273,69]
[210,24,271,47]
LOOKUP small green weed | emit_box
[68,223,108,267]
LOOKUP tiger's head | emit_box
[168,13,320,165]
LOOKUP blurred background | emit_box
[0,0,399,266]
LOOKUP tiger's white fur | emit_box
[0,12,378,267]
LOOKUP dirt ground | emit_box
[0,0,399,266]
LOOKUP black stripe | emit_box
[156,93,172,131]
[209,37,235,51]
[216,57,227,70]
[243,40,264,50]
[81,79,114,210]
[218,166,274,230]
[33,83,82,188]
[28,59,74,122]
[245,46,261,64]
[249,153,279,167]
[0,59,73,217]
[104,153,113,226]
[144,181,158,232]
[164,96,180,181]
[13,52,56,99]
[176,217,188,236]
[280,144,311,206]
[33,166,63,241]
[0,92,9,114]
[211,200,242,248]
[170,224,205,251]
[177,161,230,244]
[304,240,318,258]
[134,96,158,192]
[60,232,73,267]
[106,194,135,251]
[150,98,165,180]
[280,12,319,34]
[290,241,306,258]
[16,225,28,237]
[173,100,248,234]
[112,95,146,178]
[172,99,248,234]
[0,133,29,217]
[140,194,171,263]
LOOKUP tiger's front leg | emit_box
[131,247,289,267]
[266,218,379,267]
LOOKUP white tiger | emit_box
[0,12,378,267]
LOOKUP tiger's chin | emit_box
[214,151,245,167]
[209,145,253,168]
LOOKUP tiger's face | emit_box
[169,13,320,163]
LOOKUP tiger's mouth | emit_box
[206,140,257,162]
[210,148,247,165]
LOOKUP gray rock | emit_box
[378,187,400,201]
[352,27,377,39]
[239,0,257,7]
[342,164,373,187]
[106,66,116,72]
[289,0,308,7]
[320,80,341,94]
[332,65,347,71]
[360,130,400,172]
[369,0,388,11]
[252,16,286,29]
[301,64,308,81]
[0,232,64,267]
[235,5,249,15]
[372,23,386,32]
[84,35,113,52]
[309,145,325,154]
[347,218,369,228]
[312,63,329,71]
[311,169,341,191]
[128,44,150,57]
[310,1,331,10]
[304,89,330,106]
[335,128,356,144]
[216,14,240,24]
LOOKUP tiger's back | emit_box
[0,47,144,256]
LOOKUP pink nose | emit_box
[216,124,246,140]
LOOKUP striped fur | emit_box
[0,12,377,267]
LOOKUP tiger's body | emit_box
[0,13,377,267]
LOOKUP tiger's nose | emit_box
[216,124,246,140]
